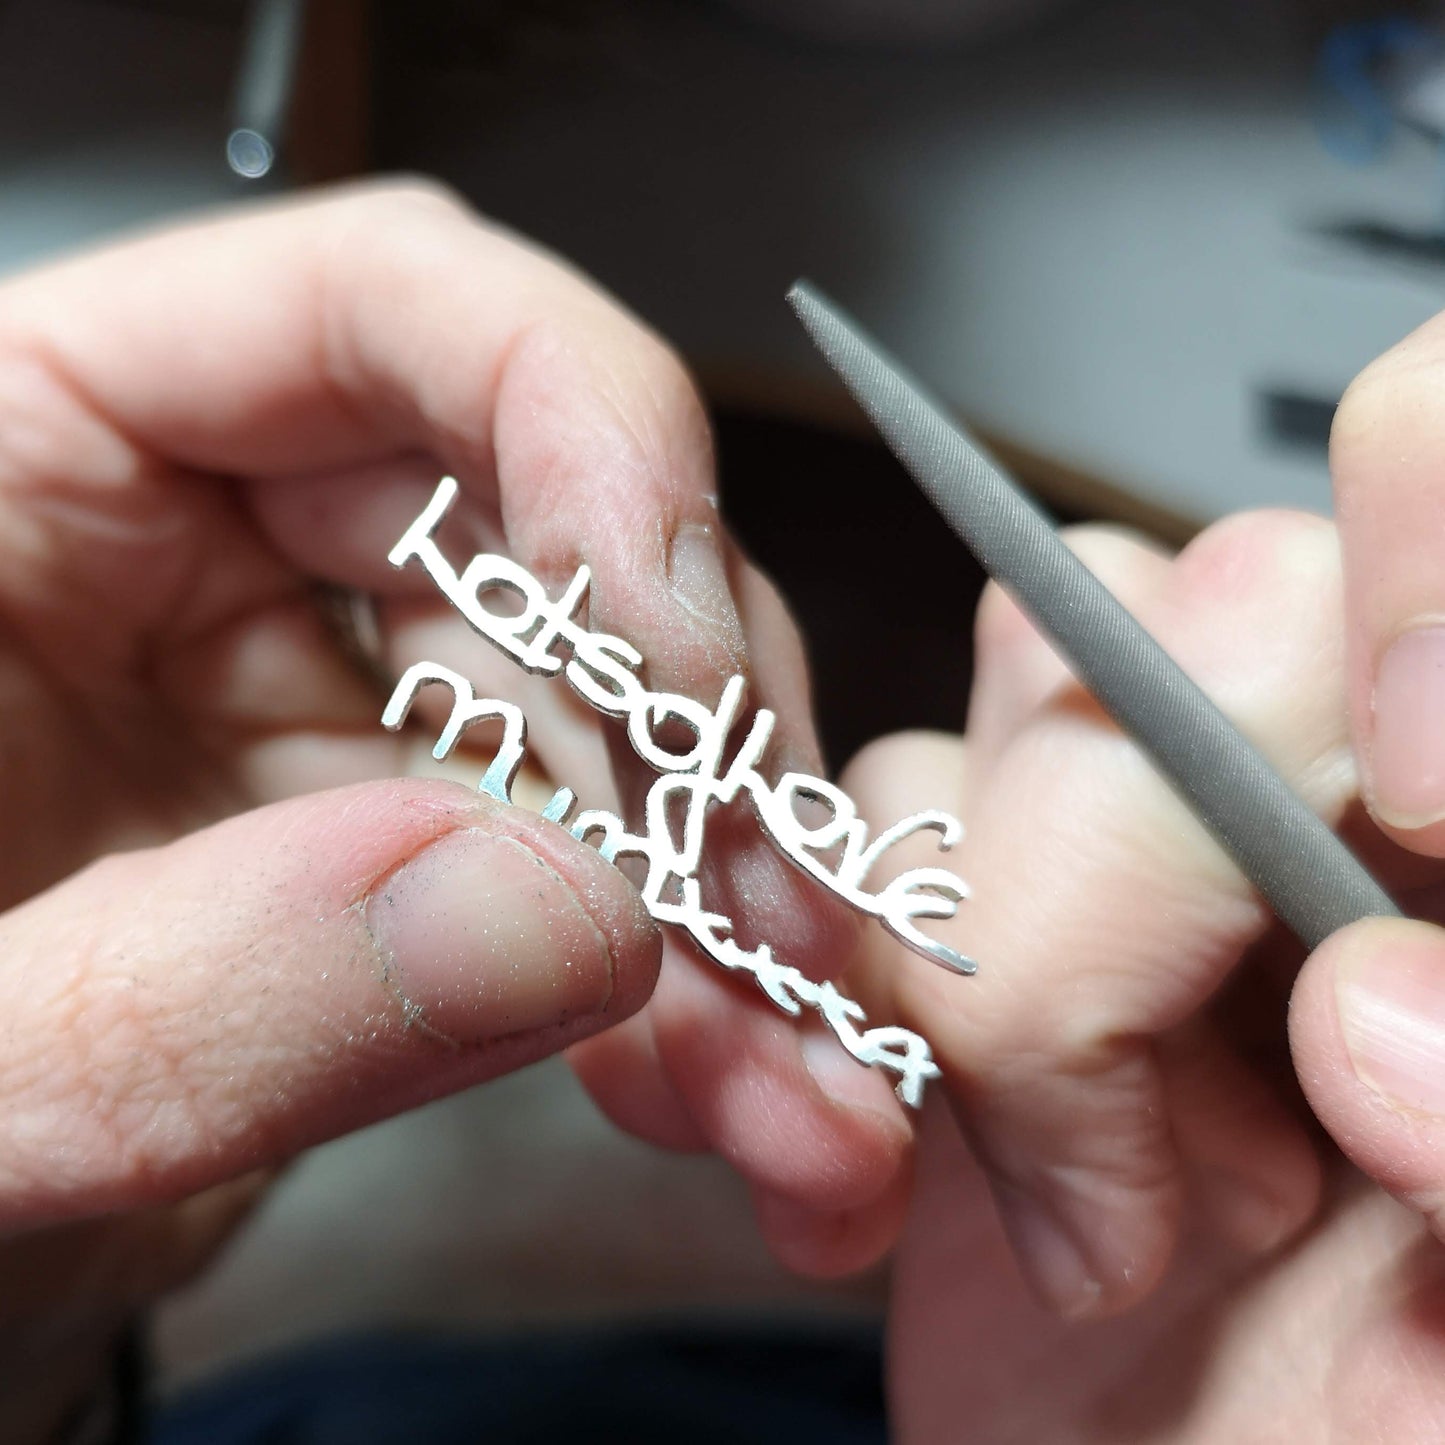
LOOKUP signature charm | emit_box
[381,477,973,1107]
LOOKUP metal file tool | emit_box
[788,281,1399,949]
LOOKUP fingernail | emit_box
[1370,625,1445,827]
[365,827,616,1042]
[996,1186,1103,1320]
[800,1027,902,1122]
[668,523,745,664]
[1336,920,1445,1115]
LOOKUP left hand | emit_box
[0,181,907,1438]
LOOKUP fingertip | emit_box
[363,791,663,1043]
[651,960,913,1215]
[0,779,661,1228]
[500,804,664,1023]
[1192,1146,1322,1257]
[990,1178,1175,1322]
[1370,820,1445,861]
[1294,916,1445,1113]
[840,730,967,820]
[752,1175,909,1280]
[492,306,742,704]
[1292,916,1445,1223]
[798,1027,914,1147]
[567,1010,710,1153]
[1160,1025,1323,1258]
[1360,624,1445,847]
[1331,340,1445,842]
[990,1182,1103,1319]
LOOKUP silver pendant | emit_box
[381,477,973,1107]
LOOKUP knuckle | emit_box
[580,315,703,441]
[322,180,479,297]
[510,305,690,406]
[973,577,1031,653]
[1059,522,1174,605]
[503,310,709,513]
[1171,507,1335,609]
[338,174,472,226]
[1164,510,1348,789]
[635,336,710,450]
[977,984,1119,1077]
[974,528,1171,661]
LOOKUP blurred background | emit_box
[5,0,1445,1428]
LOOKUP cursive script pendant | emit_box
[380,477,973,1107]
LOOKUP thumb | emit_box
[0,778,659,1231]
[1293,916,1445,1232]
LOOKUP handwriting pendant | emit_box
[380,477,975,1107]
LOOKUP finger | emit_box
[844,730,969,811]
[8,183,854,992]
[966,524,1173,767]
[646,955,913,1216]
[1333,326,1445,850]
[572,544,884,1228]
[0,184,863,1185]
[901,510,1352,1318]
[749,1164,912,1279]
[1292,916,1445,1236]
[650,544,857,977]
[658,728,967,1275]
[0,778,659,1230]
[567,986,708,1154]
[1157,1022,1321,1254]
[0,181,745,706]
[840,729,968,1023]
[840,727,1318,1269]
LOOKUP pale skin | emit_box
[851,386,1445,1432]
[5,180,1445,1441]
[0,182,897,1440]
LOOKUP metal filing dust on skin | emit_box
[380,476,977,1108]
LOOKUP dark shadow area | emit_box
[151,1324,888,1445]
[715,411,989,774]
[1312,217,1445,268]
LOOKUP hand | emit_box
[0,182,902,1440]
[846,492,1445,1436]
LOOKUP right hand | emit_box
[842,486,1445,1437]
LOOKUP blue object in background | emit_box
[1315,18,1443,164]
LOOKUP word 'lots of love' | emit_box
[381,477,973,1106]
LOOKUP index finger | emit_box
[0,179,744,702]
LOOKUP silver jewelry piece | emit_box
[382,477,974,1107]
